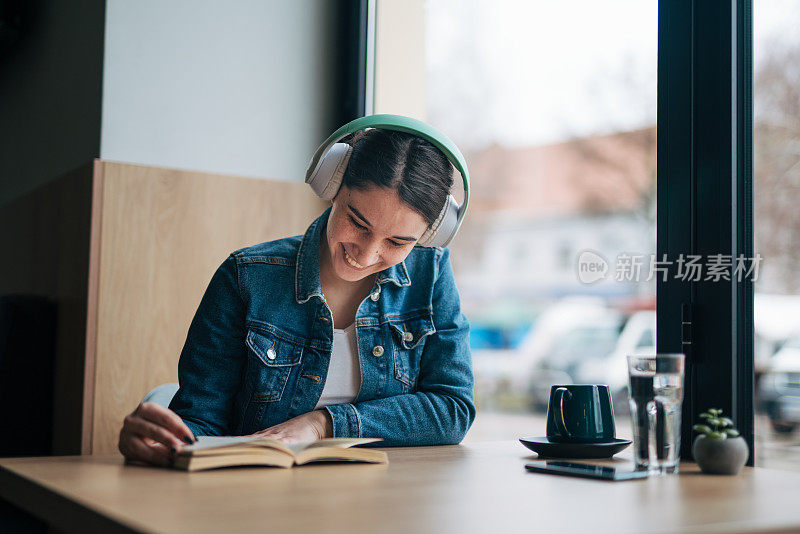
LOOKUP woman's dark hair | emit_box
[341,128,454,227]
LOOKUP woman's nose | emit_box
[355,238,382,266]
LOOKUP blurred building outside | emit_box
[421,0,800,469]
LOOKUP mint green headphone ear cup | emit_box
[419,195,460,248]
[306,143,352,201]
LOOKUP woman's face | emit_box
[324,185,429,283]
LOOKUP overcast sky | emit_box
[426,0,800,150]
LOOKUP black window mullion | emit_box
[734,0,754,463]
[657,0,696,462]
[335,0,370,124]
[657,0,754,464]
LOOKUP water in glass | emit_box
[627,354,685,474]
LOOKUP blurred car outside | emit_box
[758,334,800,434]
[754,294,800,375]
[565,295,800,414]
[472,296,620,405]
[751,294,800,435]
[565,294,800,421]
[472,292,800,421]
[527,313,626,411]
[569,310,656,413]
[470,322,534,351]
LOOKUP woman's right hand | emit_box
[118,402,197,467]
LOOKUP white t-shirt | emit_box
[314,322,361,409]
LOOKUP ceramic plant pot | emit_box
[692,435,749,475]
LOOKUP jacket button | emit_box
[372,345,384,357]
[403,331,414,343]
[266,347,277,360]
[370,289,380,301]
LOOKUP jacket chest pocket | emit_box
[389,313,436,390]
[244,329,303,402]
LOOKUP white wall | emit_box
[101,0,340,182]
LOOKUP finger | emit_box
[250,423,279,437]
[141,402,197,443]
[137,402,196,444]
[124,414,185,451]
[264,430,295,443]
[254,425,286,438]
[151,441,172,460]
[143,436,168,449]
[119,429,171,466]
[250,430,277,439]
[151,441,170,453]
[117,424,175,461]
[126,435,172,467]
[257,431,288,443]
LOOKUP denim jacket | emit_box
[168,207,475,446]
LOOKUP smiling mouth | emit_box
[343,245,367,269]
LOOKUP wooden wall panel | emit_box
[90,161,326,454]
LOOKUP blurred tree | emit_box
[754,41,800,293]
[562,52,657,233]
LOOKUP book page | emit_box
[180,436,289,454]
[180,436,380,456]
[181,436,259,452]
[287,438,382,454]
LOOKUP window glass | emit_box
[636,328,654,350]
[424,0,657,442]
[753,0,800,471]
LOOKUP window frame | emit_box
[337,0,373,123]
[355,0,755,461]
[656,0,754,463]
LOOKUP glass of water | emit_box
[627,354,685,474]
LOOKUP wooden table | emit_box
[2,441,800,534]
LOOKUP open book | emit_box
[173,436,387,471]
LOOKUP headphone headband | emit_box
[305,114,470,247]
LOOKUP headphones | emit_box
[305,114,470,248]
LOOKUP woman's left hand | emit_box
[249,410,333,443]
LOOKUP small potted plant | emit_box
[692,408,749,475]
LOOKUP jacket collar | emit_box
[295,207,412,304]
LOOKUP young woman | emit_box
[118,115,475,467]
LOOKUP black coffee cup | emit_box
[545,384,616,443]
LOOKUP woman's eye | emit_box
[349,215,367,231]
[348,214,408,247]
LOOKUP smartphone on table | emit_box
[525,461,649,481]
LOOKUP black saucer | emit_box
[519,437,631,459]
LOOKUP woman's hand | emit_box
[249,410,333,443]
[118,402,197,467]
